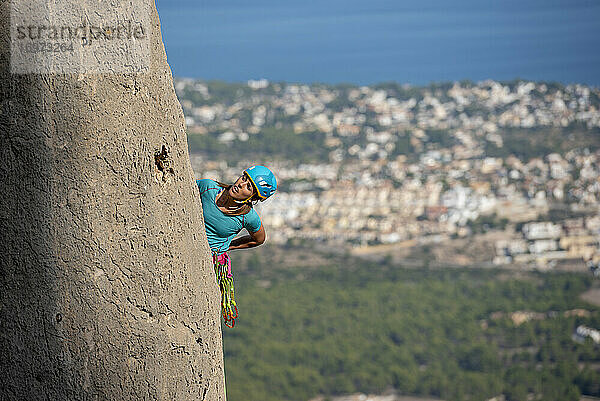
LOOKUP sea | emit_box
[155,0,600,87]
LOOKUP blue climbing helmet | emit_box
[244,165,277,200]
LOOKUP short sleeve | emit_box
[244,210,262,233]
[196,179,213,193]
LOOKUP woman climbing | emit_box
[196,165,277,327]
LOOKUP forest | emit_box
[222,248,600,401]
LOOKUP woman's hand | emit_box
[228,224,266,251]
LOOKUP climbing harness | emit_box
[212,251,238,328]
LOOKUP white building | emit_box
[522,222,562,240]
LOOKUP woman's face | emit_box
[229,173,255,201]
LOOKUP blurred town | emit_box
[175,78,600,271]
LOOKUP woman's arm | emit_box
[228,223,266,251]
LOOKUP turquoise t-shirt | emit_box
[196,179,262,253]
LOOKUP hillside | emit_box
[181,78,600,271]
[223,245,600,401]
[177,79,600,165]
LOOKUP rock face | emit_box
[0,1,226,400]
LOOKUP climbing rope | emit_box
[212,251,238,328]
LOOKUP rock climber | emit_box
[196,165,277,327]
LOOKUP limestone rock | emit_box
[0,1,225,399]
